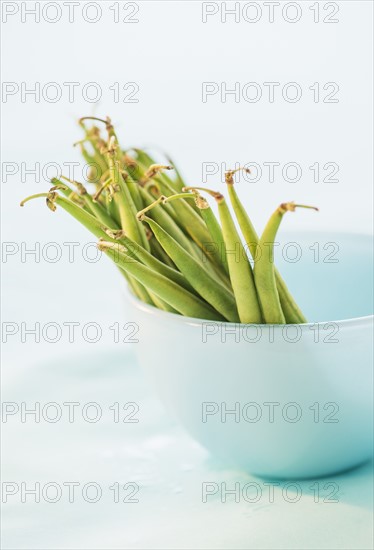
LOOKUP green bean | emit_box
[105,229,196,294]
[21,191,172,314]
[106,137,150,251]
[130,280,154,305]
[147,292,178,313]
[139,165,186,224]
[48,180,86,206]
[225,172,308,323]
[163,154,188,193]
[22,116,318,326]
[183,188,229,275]
[199,201,229,274]
[98,241,224,321]
[225,169,257,259]
[58,176,119,229]
[137,188,198,258]
[76,136,107,181]
[91,173,122,226]
[163,191,233,289]
[149,235,176,268]
[133,149,185,192]
[181,187,262,324]
[139,191,232,288]
[140,216,239,322]
[143,182,180,224]
[216,195,262,324]
[133,150,202,216]
[122,171,143,212]
[156,179,213,250]
[254,202,318,324]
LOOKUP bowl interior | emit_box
[274,232,373,322]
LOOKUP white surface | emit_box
[1,1,373,548]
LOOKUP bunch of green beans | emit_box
[21,116,318,324]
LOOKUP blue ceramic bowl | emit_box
[129,232,373,478]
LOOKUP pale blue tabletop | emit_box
[2,349,373,550]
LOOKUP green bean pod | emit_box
[130,280,154,305]
[216,195,262,324]
[155,192,232,289]
[200,205,229,275]
[133,149,185,193]
[57,177,119,229]
[123,172,143,212]
[226,178,307,324]
[254,202,318,324]
[141,216,240,322]
[48,179,87,208]
[149,235,176,268]
[106,139,149,251]
[147,293,178,313]
[156,179,213,250]
[106,229,197,295]
[183,189,229,275]
[138,187,198,258]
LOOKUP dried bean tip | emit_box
[72,181,87,195]
[141,164,174,185]
[279,202,319,214]
[145,227,153,241]
[279,202,296,213]
[49,184,68,192]
[97,239,113,252]
[123,154,138,168]
[107,135,117,154]
[46,191,58,212]
[80,117,112,139]
[105,229,126,240]
[225,167,251,185]
[46,198,56,212]
[97,240,107,252]
[79,116,105,124]
[182,186,222,200]
[195,195,209,210]
[144,181,161,194]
